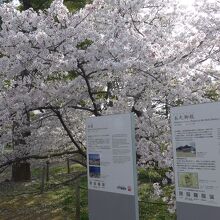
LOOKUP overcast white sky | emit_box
[181,0,216,5]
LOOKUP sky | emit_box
[12,0,20,6]
[180,0,216,5]
[180,0,195,5]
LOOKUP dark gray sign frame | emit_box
[177,202,220,220]
[89,190,139,220]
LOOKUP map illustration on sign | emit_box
[178,172,199,189]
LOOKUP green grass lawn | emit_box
[0,163,175,220]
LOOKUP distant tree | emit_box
[19,0,92,11]
[21,0,31,10]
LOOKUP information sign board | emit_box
[86,113,136,195]
[86,113,139,220]
[171,102,220,207]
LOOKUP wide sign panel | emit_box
[171,102,220,207]
[86,113,136,195]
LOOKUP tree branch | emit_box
[50,107,87,158]
[77,61,101,116]
[0,150,81,170]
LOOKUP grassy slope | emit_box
[0,164,87,220]
[0,164,175,220]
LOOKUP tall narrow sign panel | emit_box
[171,102,220,220]
[86,113,139,220]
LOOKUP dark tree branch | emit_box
[136,68,162,83]
[0,150,81,170]
[50,107,86,158]
[131,106,143,117]
[29,105,95,114]
[87,69,108,77]
[129,9,144,37]
[77,61,101,116]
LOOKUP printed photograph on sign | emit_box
[89,166,101,178]
[89,154,101,166]
[176,142,196,158]
[178,172,199,189]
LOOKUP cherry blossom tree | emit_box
[0,0,218,187]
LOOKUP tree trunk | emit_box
[12,161,31,182]
[11,113,31,182]
[41,165,46,193]
[46,161,50,182]
[67,158,70,174]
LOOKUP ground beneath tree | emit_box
[0,163,88,220]
[0,164,176,220]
